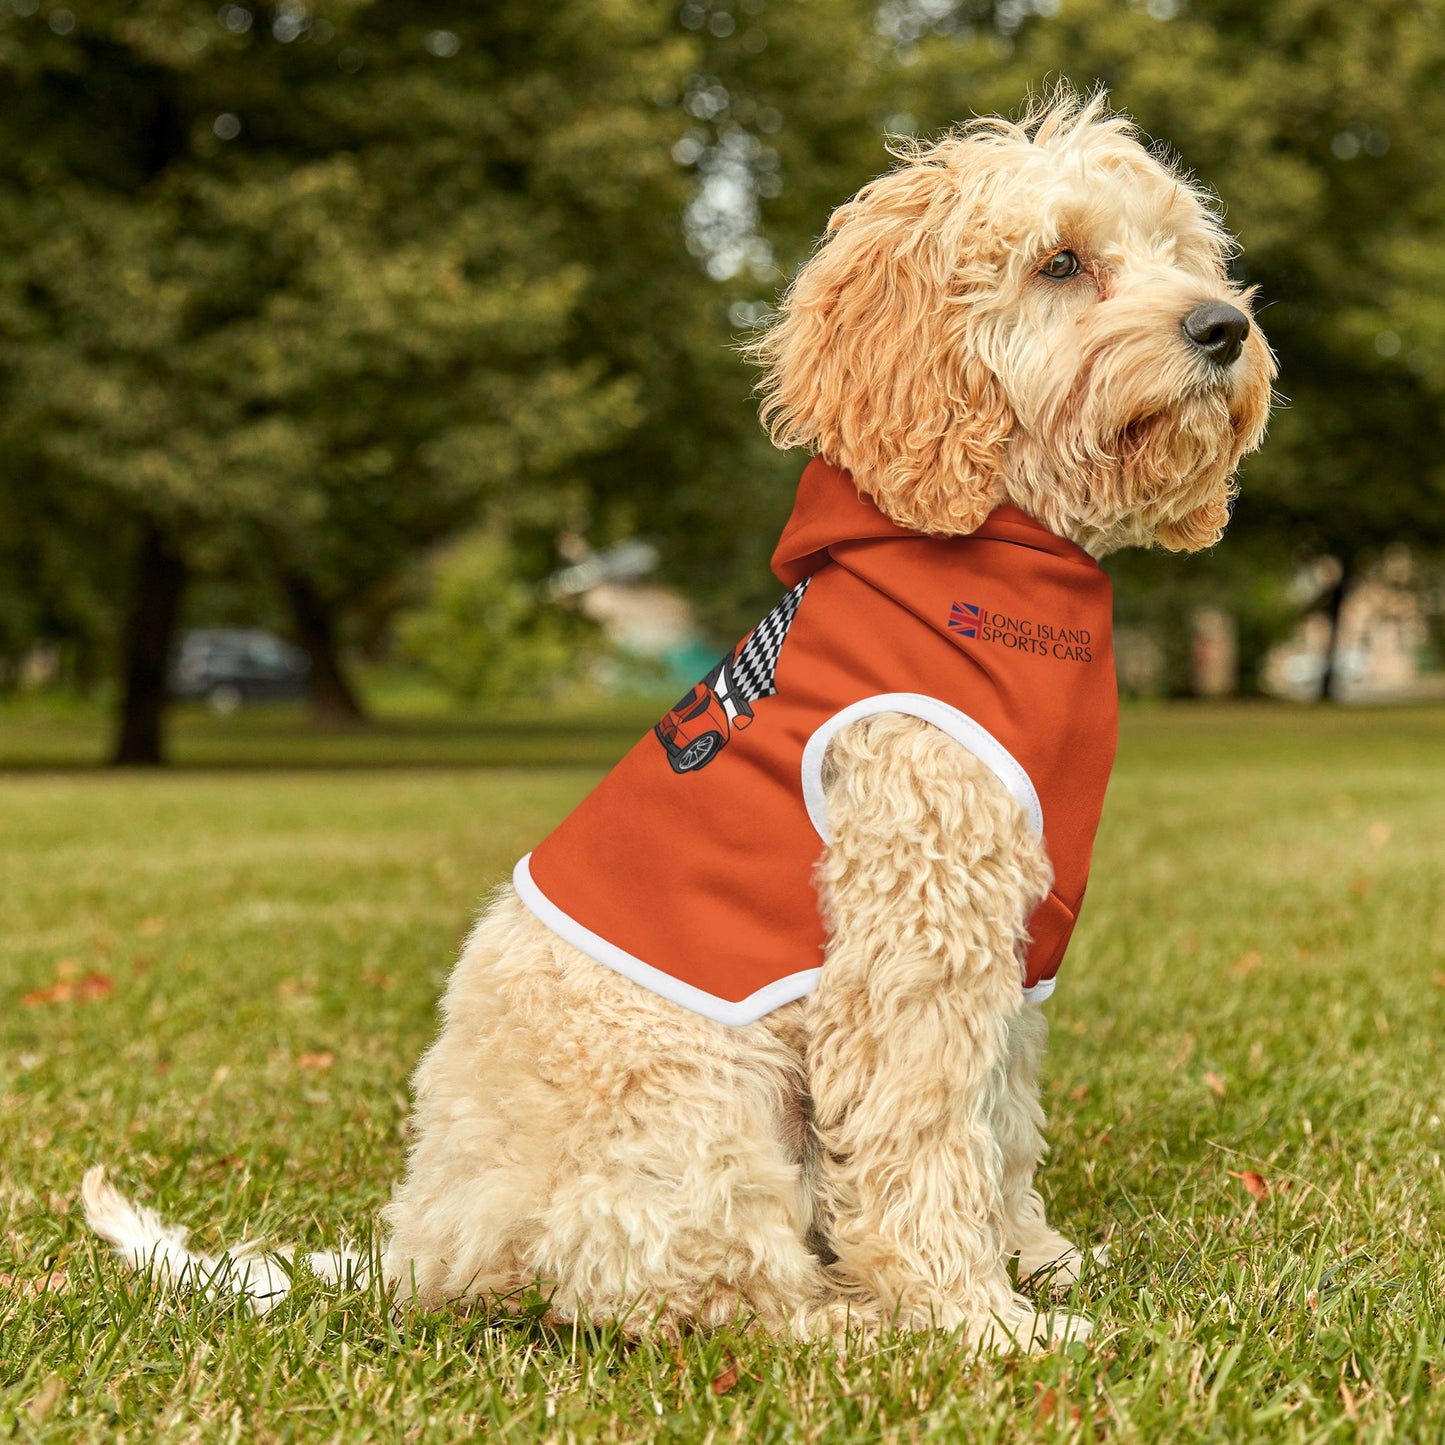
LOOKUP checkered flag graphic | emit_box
[731,578,810,703]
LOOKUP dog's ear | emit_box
[749,151,1012,536]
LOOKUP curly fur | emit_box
[379,719,1086,1349]
[85,88,1272,1353]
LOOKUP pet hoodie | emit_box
[514,457,1119,1026]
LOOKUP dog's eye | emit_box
[1040,250,1081,280]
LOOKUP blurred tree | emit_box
[8,0,1442,744]
[0,0,909,752]
[0,0,696,758]
[0,450,129,694]
[573,0,891,639]
[395,530,597,705]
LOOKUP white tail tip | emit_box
[81,1166,368,1315]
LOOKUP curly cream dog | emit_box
[86,92,1273,1350]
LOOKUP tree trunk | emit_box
[1317,556,1355,703]
[112,524,187,766]
[281,571,366,725]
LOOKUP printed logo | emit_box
[654,579,810,774]
[948,600,1093,662]
[948,601,981,639]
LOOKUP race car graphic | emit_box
[654,653,754,773]
[654,578,810,774]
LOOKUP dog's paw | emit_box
[1018,1240,1110,1293]
[972,1295,1093,1353]
[1032,1307,1093,1348]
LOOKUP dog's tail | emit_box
[81,1165,368,1315]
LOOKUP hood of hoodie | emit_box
[770,457,1098,588]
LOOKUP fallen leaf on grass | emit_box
[138,915,167,937]
[0,1268,70,1299]
[1433,974,1445,991]
[1232,950,1263,977]
[1070,1084,1090,1103]
[1228,1169,1269,1201]
[1034,1385,1087,1427]
[295,1051,334,1071]
[1365,822,1391,849]
[1204,1071,1227,1098]
[21,972,114,1006]
[1167,1033,1196,1073]
[711,1358,740,1396]
[1339,1380,1358,1420]
[27,1374,64,1424]
[361,969,394,992]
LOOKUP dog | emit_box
[85,90,1273,1351]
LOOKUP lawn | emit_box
[2,702,1443,1442]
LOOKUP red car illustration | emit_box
[654,649,754,773]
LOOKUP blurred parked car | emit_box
[170,629,310,712]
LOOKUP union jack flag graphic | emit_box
[948,601,982,640]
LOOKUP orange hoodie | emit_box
[515,458,1118,1025]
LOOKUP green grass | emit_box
[0,685,675,771]
[2,702,1443,1442]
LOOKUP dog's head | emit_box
[751,90,1275,554]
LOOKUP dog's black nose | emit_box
[1182,302,1250,367]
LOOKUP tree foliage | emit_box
[0,1,707,751]
[3,0,1442,737]
[395,531,597,705]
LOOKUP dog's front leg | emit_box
[806,713,1089,1350]
[994,1004,1101,1290]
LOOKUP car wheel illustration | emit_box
[674,731,723,771]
